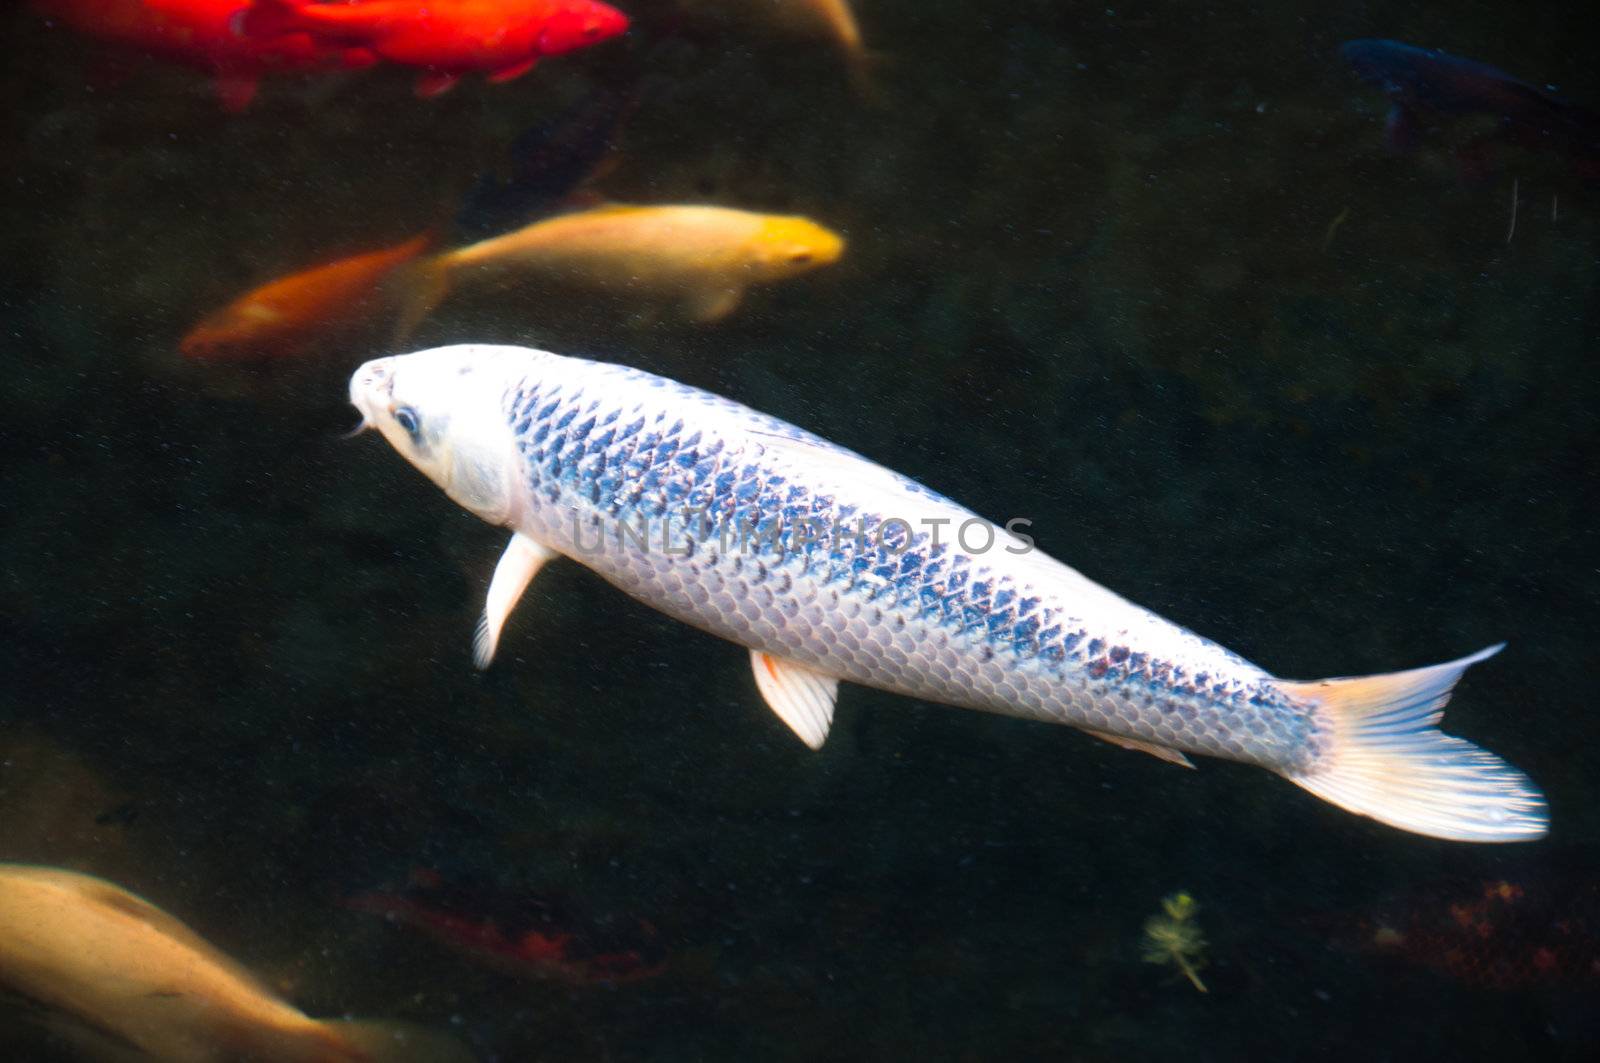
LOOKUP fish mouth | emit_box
[347,357,396,433]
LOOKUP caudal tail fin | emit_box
[1275,644,1547,843]
[390,255,452,345]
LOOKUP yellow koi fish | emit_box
[0,863,471,1062]
[406,203,845,328]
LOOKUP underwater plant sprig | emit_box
[1142,891,1209,993]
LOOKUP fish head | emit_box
[349,345,536,525]
[537,2,630,56]
[749,216,846,279]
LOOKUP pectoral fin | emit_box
[488,57,538,84]
[212,73,260,112]
[1082,728,1195,768]
[1383,103,1416,153]
[683,286,743,323]
[473,534,558,669]
[750,650,839,750]
[415,72,462,98]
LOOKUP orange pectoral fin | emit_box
[488,57,538,84]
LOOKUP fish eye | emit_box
[394,406,422,440]
[789,251,814,265]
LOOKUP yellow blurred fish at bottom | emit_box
[409,203,846,328]
[0,863,470,1063]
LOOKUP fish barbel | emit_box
[348,344,1547,843]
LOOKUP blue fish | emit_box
[1341,39,1600,174]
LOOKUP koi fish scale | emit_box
[500,365,1320,768]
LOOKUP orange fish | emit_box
[32,0,375,111]
[238,0,630,98]
[181,234,430,362]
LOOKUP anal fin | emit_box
[1083,728,1195,768]
[750,650,839,750]
[473,533,558,669]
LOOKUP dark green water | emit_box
[3,2,1598,1060]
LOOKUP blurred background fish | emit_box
[1339,870,1600,992]
[403,202,845,330]
[179,90,630,365]
[237,0,632,97]
[348,867,667,985]
[1341,38,1600,179]
[30,0,377,111]
[0,863,473,1062]
[180,233,432,363]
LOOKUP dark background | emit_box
[2,1,1597,1059]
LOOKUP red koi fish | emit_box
[238,0,630,98]
[181,233,430,362]
[32,0,376,111]
[1351,875,1600,991]
[347,869,666,984]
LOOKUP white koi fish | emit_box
[348,344,1547,843]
